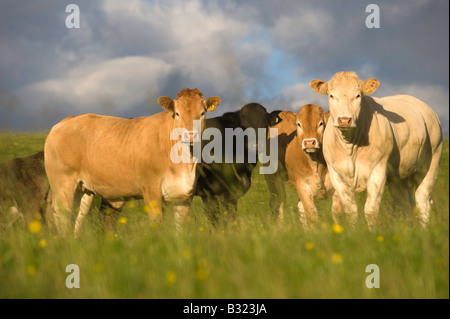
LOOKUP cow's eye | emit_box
[175,112,180,117]
[297,122,301,127]
[329,94,334,99]
[200,111,205,117]
[356,94,361,98]
[318,121,323,127]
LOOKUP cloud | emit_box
[277,83,328,112]
[0,0,448,134]
[13,56,173,129]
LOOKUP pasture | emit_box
[0,133,448,298]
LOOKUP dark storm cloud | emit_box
[0,0,448,133]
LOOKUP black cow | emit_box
[195,103,279,225]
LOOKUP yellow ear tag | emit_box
[207,104,215,111]
[275,117,279,123]
[365,88,373,94]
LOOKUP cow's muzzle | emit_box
[182,131,200,143]
[302,138,320,153]
[336,116,354,129]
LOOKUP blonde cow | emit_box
[45,89,220,236]
[310,71,442,229]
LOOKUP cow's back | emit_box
[45,112,171,199]
[380,95,442,150]
[369,95,442,178]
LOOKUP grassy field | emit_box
[0,133,448,298]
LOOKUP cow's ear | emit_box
[309,79,328,95]
[206,97,221,112]
[324,111,331,126]
[268,110,282,126]
[279,111,296,125]
[158,97,174,112]
[361,78,379,95]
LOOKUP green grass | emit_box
[0,134,448,298]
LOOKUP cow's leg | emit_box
[143,187,163,228]
[364,165,388,231]
[7,205,24,228]
[202,195,220,226]
[224,198,238,224]
[387,178,414,217]
[43,190,56,231]
[295,183,318,229]
[74,191,94,237]
[265,173,286,224]
[174,201,191,231]
[329,168,358,228]
[101,200,125,234]
[414,142,442,228]
[51,180,78,236]
[331,192,344,225]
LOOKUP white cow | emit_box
[310,71,443,229]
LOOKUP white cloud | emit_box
[18,56,173,114]
[99,0,256,97]
[277,82,328,111]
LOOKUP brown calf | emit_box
[264,104,338,228]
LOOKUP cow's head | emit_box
[158,88,221,143]
[309,71,379,130]
[221,103,271,154]
[279,104,329,154]
[239,103,273,152]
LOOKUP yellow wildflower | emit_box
[38,239,47,248]
[149,200,158,208]
[181,248,192,260]
[165,270,177,285]
[28,220,41,234]
[331,253,343,264]
[150,221,159,229]
[105,232,115,241]
[331,224,343,234]
[196,267,209,281]
[26,265,36,276]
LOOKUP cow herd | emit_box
[0,72,443,235]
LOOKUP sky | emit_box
[0,0,448,134]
